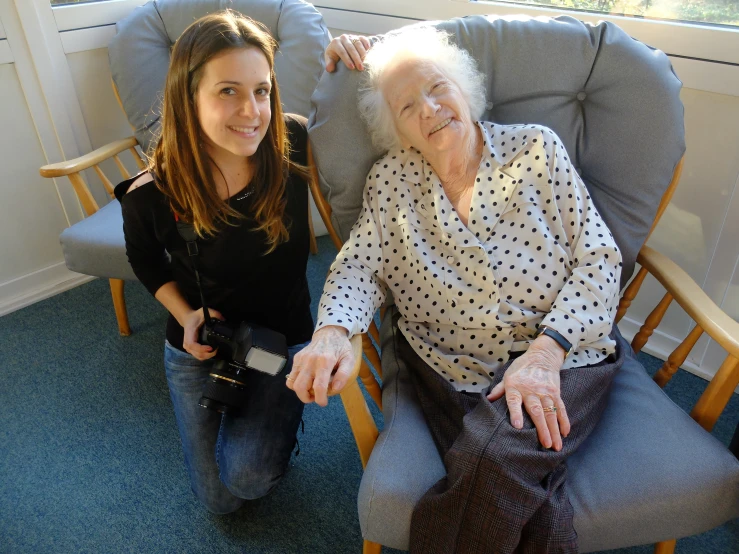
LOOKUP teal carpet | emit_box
[0,235,736,553]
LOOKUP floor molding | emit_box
[0,263,94,317]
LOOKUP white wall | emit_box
[0,0,94,316]
[1,0,737,384]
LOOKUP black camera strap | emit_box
[174,215,213,326]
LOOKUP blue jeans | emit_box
[164,340,308,514]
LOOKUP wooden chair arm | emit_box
[637,246,739,358]
[39,136,140,178]
[333,334,381,468]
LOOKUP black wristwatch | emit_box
[535,326,573,357]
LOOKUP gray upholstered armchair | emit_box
[308,14,739,553]
[39,0,330,335]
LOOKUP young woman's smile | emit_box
[196,47,272,165]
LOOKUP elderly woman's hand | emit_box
[487,335,571,451]
[324,34,372,72]
[286,326,355,407]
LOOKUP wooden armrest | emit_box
[328,334,364,396]
[39,136,140,178]
[335,334,380,468]
[637,246,739,358]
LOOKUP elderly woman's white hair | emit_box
[358,25,487,152]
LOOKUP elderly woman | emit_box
[291,27,624,553]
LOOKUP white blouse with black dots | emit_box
[317,122,623,392]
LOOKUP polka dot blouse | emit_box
[317,122,623,392]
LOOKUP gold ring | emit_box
[286,374,296,382]
[352,38,361,45]
[542,405,557,413]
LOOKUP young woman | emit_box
[114,11,314,514]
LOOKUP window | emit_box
[474,0,738,27]
[51,0,110,5]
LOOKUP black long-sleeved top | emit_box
[114,114,313,350]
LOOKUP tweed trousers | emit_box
[396,322,624,554]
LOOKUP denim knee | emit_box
[220,464,285,501]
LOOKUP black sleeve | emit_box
[118,182,174,297]
[285,113,309,167]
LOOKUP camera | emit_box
[198,318,288,415]
[172,218,288,415]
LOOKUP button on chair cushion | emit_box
[308,15,685,288]
[360,308,739,551]
[109,0,330,153]
[60,201,138,281]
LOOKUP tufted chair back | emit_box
[309,15,685,288]
[306,15,739,553]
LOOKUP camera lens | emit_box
[198,362,249,415]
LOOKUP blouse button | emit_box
[447,255,455,264]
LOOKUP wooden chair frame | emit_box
[312,153,739,554]
[40,137,146,336]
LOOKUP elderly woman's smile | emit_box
[381,58,475,157]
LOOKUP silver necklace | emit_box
[233,188,254,201]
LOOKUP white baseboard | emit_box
[0,262,95,317]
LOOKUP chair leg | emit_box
[308,203,319,255]
[654,539,677,554]
[363,539,382,554]
[109,278,131,336]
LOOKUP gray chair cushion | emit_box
[308,14,685,288]
[60,201,137,280]
[109,0,330,153]
[64,0,329,280]
[360,307,739,551]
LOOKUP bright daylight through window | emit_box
[51,0,738,26]
[475,0,738,27]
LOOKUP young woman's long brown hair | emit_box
[151,10,308,252]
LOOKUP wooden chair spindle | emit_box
[93,165,115,198]
[67,172,100,216]
[368,320,381,345]
[129,146,146,170]
[632,292,673,354]
[359,359,383,410]
[653,325,704,388]
[361,333,383,385]
[616,265,648,324]
[690,354,739,432]
[114,154,131,180]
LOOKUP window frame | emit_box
[50,0,739,97]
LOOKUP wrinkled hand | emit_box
[324,34,372,72]
[286,326,355,407]
[182,307,224,361]
[487,335,570,451]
